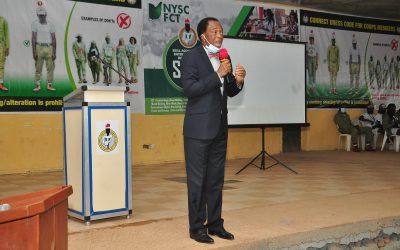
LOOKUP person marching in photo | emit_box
[0,16,9,91]
[126,36,139,83]
[182,17,246,244]
[72,34,87,84]
[31,5,56,91]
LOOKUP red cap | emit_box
[106,123,110,128]
[185,18,190,24]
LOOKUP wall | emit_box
[0,109,364,174]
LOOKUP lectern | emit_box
[63,86,132,223]
[0,186,73,250]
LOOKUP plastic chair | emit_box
[338,133,352,151]
[337,123,365,151]
[380,131,400,152]
[372,130,384,150]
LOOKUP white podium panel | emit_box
[63,86,132,222]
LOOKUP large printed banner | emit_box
[0,0,143,112]
[300,10,400,108]
[142,0,242,114]
[142,0,301,115]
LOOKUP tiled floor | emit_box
[1,151,399,234]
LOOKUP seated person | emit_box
[359,104,384,149]
[382,103,400,141]
[334,107,374,152]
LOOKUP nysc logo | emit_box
[98,123,118,152]
[178,18,197,48]
[149,2,189,23]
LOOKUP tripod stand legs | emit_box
[235,151,263,175]
[235,150,297,175]
[235,127,298,175]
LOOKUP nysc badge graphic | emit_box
[178,18,197,49]
[98,123,118,152]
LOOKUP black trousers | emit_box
[184,122,227,231]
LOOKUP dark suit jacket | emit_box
[182,45,243,140]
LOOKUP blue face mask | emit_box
[202,35,220,54]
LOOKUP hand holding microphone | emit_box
[218,48,246,84]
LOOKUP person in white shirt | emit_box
[262,9,275,40]
[359,105,384,149]
[31,6,56,91]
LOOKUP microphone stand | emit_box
[97,56,133,86]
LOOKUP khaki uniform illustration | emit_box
[367,56,375,89]
[101,35,114,84]
[382,56,389,89]
[116,38,129,84]
[389,57,396,90]
[88,41,101,84]
[395,56,400,89]
[72,34,87,84]
[327,34,339,95]
[126,36,139,83]
[0,16,9,91]
[306,30,318,92]
[31,6,56,91]
[375,60,382,89]
[349,35,360,93]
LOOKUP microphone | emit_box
[219,48,229,61]
[219,48,235,83]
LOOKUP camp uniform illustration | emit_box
[102,34,115,85]
[327,32,339,95]
[0,16,9,91]
[306,30,318,93]
[116,38,129,85]
[349,34,361,94]
[32,4,56,92]
[88,41,101,84]
[368,56,375,89]
[126,36,139,83]
[72,34,87,84]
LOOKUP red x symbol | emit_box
[117,13,131,29]
[391,39,398,50]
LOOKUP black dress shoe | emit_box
[208,227,234,240]
[190,228,214,244]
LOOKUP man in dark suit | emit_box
[182,17,246,244]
